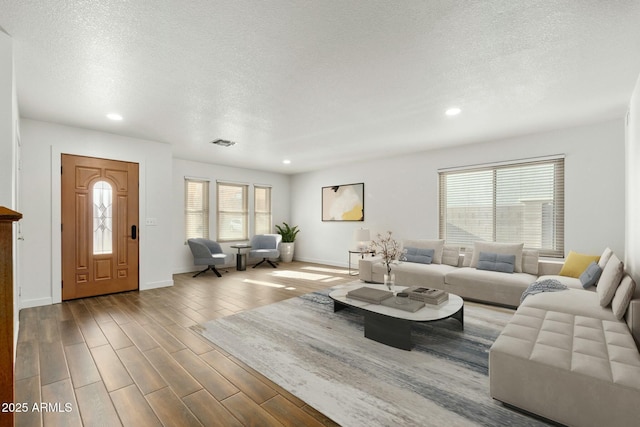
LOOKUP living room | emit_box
[3,2,640,426]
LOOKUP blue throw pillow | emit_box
[404,247,435,264]
[477,251,516,274]
[579,261,603,289]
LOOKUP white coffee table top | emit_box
[329,282,463,322]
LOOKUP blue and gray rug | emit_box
[196,288,551,427]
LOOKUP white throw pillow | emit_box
[522,249,539,275]
[462,247,473,267]
[597,253,624,307]
[611,275,636,320]
[470,242,524,273]
[442,245,460,267]
[402,239,445,264]
[598,247,613,270]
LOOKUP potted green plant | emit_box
[275,222,300,262]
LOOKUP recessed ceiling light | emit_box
[106,113,123,121]
[282,159,291,165]
[445,107,461,116]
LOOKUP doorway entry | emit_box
[61,154,139,300]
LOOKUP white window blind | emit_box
[217,182,248,241]
[439,157,564,257]
[254,185,272,235]
[185,178,209,240]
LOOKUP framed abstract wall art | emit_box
[322,183,364,221]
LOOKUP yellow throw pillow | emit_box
[559,251,601,278]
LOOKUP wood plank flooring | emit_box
[15,261,356,427]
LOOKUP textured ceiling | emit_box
[2,0,640,174]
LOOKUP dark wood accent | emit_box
[15,261,357,426]
[145,387,202,427]
[74,382,121,426]
[221,392,283,427]
[262,395,327,427]
[116,346,167,395]
[201,350,278,404]
[110,384,163,427]
[1,207,21,427]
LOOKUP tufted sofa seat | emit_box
[490,289,640,426]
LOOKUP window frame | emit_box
[438,156,564,257]
[184,178,210,241]
[216,181,249,242]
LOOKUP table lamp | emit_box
[354,228,370,252]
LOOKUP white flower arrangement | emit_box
[369,231,406,276]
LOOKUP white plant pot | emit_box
[280,242,295,262]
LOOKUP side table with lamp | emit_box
[349,228,375,276]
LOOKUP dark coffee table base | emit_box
[334,300,464,350]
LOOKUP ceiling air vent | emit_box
[210,139,236,147]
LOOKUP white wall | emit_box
[19,119,174,308]
[0,30,21,353]
[172,158,291,273]
[626,74,640,284]
[0,31,14,207]
[291,119,626,267]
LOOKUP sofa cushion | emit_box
[470,242,524,273]
[445,267,537,307]
[599,247,613,270]
[579,261,603,289]
[598,253,625,307]
[442,245,460,267]
[521,288,620,322]
[612,275,637,320]
[404,247,434,264]
[558,251,600,278]
[477,251,516,273]
[538,274,586,291]
[402,239,444,264]
[462,247,473,267]
[371,261,456,288]
[522,249,539,275]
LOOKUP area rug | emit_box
[195,287,551,427]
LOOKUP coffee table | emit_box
[329,283,464,350]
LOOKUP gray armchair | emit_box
[249,234,281,268]
[187,238,233,277]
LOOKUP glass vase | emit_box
[384,273,396,293]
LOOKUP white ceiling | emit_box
[2,1,640,174]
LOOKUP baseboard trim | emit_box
[141,279,174,291]
[293,256,347,268]
[20,297,53,309]
[173,264,235,275]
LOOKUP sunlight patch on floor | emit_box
[270,270,332,281]
[321,277,343,283]
[242,279,286,288]
[284,287,296,290]
[302,266,350,275]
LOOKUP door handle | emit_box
[131,225,137,240]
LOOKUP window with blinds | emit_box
[254,185,272,235]
[217,182,248,241]
[185,178,209,240]
[438,157,564,257]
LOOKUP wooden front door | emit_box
[61,154,139,300]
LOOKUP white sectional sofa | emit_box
[490,251,640,426]
[359,239,640,425]
[359,239,566,307]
